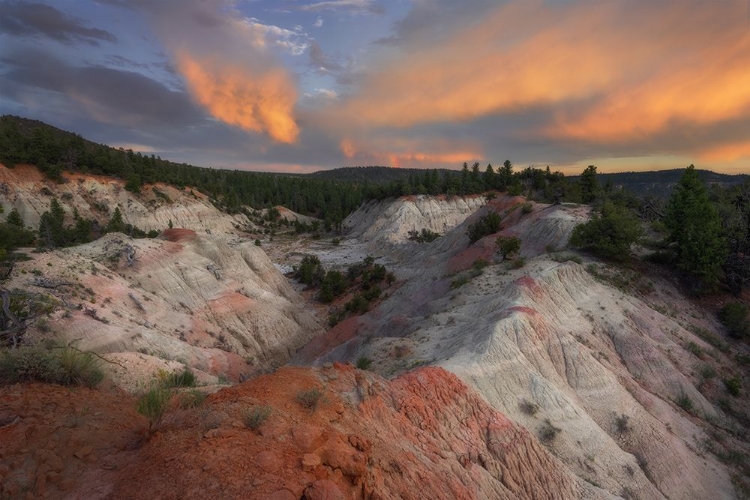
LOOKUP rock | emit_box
[73,446,93,460]
[301,454,321,472]
[256,451,282,473]
[303,480,346,500]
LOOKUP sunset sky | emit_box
[1,0,749,174]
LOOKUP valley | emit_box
[1,162,749,499]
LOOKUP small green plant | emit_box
[254,239,261,246]
[179,389,207,409]
[724,376,742,397]
[0,345,103,387]
[467,212,502,243]
[519,399,539,416]
[510,257,526,269]
[243,405,272,430]
[57,347,104,387]
[296,387,324,411]
[136,387,171,432]
[162,368,197,388]
[676,393,694,412]
[699,365,717,380]
[719,303,750,339]
[521,202,533,214]
[356,357,373,370]
[686,341,704,359]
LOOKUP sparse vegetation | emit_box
[569,201,642,261]
[162,368,197,388]
[356,357,373,370]
[719,303,750,339]
[243,405,272,430]
[136,387,172,432]
[296,387,324,411]
[519,399,540,416]
[539,419,561,443]
[675,392,694,412]
[467,212,502,243]
[408,228,441,243]
[179,389,207,409]
[495,236,521,261]
[0,344,103,387]
[724,376,742,397]
[615,414,631,435]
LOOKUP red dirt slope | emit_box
[1,366,589,499]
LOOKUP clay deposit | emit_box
[0,164,250,234]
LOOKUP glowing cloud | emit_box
[176,53,299,144]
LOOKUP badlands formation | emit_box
[1,165,749,499]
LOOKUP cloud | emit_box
[320,0,750,166]
[107,0,300,143]
[297,0,384,14]
[0,48,203,128]
[175,52,299,143]
[0,1,116,46]
[314,17,324,28]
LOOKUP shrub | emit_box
[686,341,704,359]
[408,228,441,243]
[519,399,539,416]
[356,357,373,370]
[676,393,694,412]
[294,255,324,286]
[57,347,104,387]
[243,405,272,430]
[362,285,381,302]
[296,387,324,411]
[718,303,750,339]
[615,414,630,434]
[179,389,207,409]
[521,202,534,214]
[467,212,502,243]
[570,202,642,261]
[254,239,261,246]
[496,236,521,260]
[163,368,197,388]
[320,270,348,303]
[510,257,526,269]
[0,345,103,387]
[345,294,369,314]
[136,387,171,431]
[724,376,742,397]
[539,419,561,443]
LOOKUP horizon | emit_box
[1,1,749,175]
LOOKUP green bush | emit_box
[539,419,561,443]
[0,346,103,387]
[467,212,502,243]
[676,393,694,412]
[718,303,750,339]
[724,376,742,397]
[356,357,373,370]
[294,255,324,286]
[136,387,172,431]
[570,202,642,261]
[243,405,272,430]
[163,368,196,388]
[496,236,521,260]
[179,389,207,409]
[296,387,324,411]
[345,294,369,314]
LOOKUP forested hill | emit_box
[0,115,364,223]
[591,169,748,198]
[310,166,452,183]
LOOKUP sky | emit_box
[0,0,749,175]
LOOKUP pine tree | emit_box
[665,165,726,292]
[579,165,601,204]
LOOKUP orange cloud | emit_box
[176,53,299,144]
[325,0,750,164]
[338,137,481,169]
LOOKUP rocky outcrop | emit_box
[0,164,250,234]
[306,199,739,499]
[343,194,486,245]
[7,230,324,387]
[0,366,605,499]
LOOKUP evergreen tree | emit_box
[665,165,726,292]
[483,164,495,189]
[579,165,601,204]
[5,207,23,227]
[106,207,126,233]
